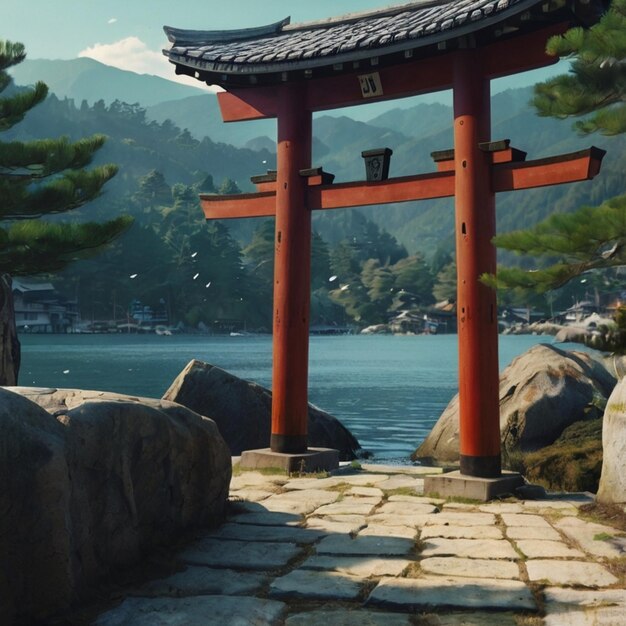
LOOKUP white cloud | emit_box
[78,37,219,92]
[107,18,117,25]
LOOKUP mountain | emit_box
[146,94,277,147]
[10,57,205,107]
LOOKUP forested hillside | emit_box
[7,62,624,330]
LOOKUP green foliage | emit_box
[433,261,457,302]
[0,40,130,279]
[532,0,626,136]
[487,194,626,292]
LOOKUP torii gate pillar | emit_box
[453,50,501,478]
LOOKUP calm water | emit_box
[19,333,555,460]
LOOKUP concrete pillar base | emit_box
[424,470,525,502]
[239,447,339,473]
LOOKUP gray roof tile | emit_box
[162,0,592,82]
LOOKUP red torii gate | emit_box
[164,0,607,496]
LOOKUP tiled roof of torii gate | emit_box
[163,0,606,88]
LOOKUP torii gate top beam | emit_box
[164,0,608,119]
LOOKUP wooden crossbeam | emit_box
[199,147,605,220]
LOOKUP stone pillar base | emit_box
[239,447,339,473]
[424,470,525,502]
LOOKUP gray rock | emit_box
[162,359,362,459]
[269,569,363,600]
[204,522,325,544]
[94,595,286,625]
[286,610,412,625]
[420,556,520,579]
[526,560,618,587]
[420,538,519,560]
[316,534,415,556]
[414,344,615,462]
[301,555,411,576]
[597,376,626,504]
[1,386,232,625]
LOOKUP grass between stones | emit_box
[579,502,626,533]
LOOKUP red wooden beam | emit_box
[492,147,606,192]
[217,24,567,123]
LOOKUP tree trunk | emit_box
[0,274,21,385]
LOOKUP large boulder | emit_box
[163,360,363,460]
[1,387,231,625]
[597,377,626,504]
[413,344,616,463]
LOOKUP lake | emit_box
[19,333,557,461]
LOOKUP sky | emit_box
[4,0,568,116]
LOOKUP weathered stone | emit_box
[229,488,274,501]
[506,526,562,541]
[420,557,520,579]
[377,502,438,515]
[286,609,412,626]
[388,494,445,505]
[269,570,363,600]
[180,538,302,570]
[419,614,519,625]
[0,388,73,625]
[283,476,345,490]
[348,486,384,497]
[359,524,417,538]
[93,595,286,625]
[138,566,267,597]
[367,513,433,527]
[427,512,496,526]
[360,463,443,475]
[543,587,626,626]
[515,540,585,559]
[554,517,626,559]
[230,472,288,490]
[526,560,619,587]
[366,576,536,610]
[305,517,366,534]
[597,376,626,504]
[204,523,325,544]
[327,473,392,486]
[314,498,380,516]
[420,525,503,540]
[2,387,231,625]
[414,345,615,462]
[378,475,424,491]
[420,538,519,560]
[301,555,411,576]
[262,489,339,514]
[228,511,302,526]
[479,503,525,514]
[316,534,414,556]
[162,359,362,459]
[501,513,553,527]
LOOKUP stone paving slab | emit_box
[505,525,562,541]
[228,511,302,526]
[269,569,363,601]
[366,576,536,610]
[515,539,585,559]
[526,560,619,587]
[348,486,384,497]
[93,596,287,626]
[543,587,626,625]
[230,488,275,501]
[420,613,520,625]
[421,538,519,559]
[419,556,520,580]
[377,476,425,491]
[359,524,417,538]
[286,609,413,626]
[230,474,289,489]
[555,517,626,559]
[388,494,445,505]
[316,534,415,556]
[283,476,347,490]
[420,525,503,540]
[301,555,411,577]
[205,522,325,544]
[180,539,302,570]
[262,489,339,514]
[138,566,267,597]
[367,513,434,527]
[314,498,380,516]
[328,472,393,486]
[478,503,525,514]
[377,501,438,515]
[501,513,554,528]
[427,512,496,526]
[305,518,364,534]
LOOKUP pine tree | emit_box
[0,40,131,383]
[532,0,625,136]
[490,1,626,294]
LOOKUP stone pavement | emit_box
[93,463,625,626]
